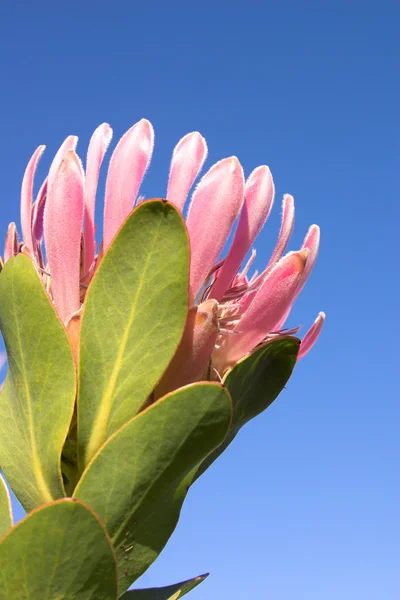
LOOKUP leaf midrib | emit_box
[83,219,162,467]
[111,393,222,544]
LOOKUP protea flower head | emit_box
[2,118,324,390]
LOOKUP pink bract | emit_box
[3,119,324,379]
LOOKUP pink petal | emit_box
[210,165,275,301]
[271,303,292,332]
[31,135,78,252]
[4,223,18,263]
[298,312,325,359]
[48,135,78,183]
[20,145,45,254]
[83,123,113,275]
[296,224,320,296]
[167,132,208,211]
[0,352,6,372]
[103,119,154,250]
[247,193,295,295]
[32,180,47,243]
[265,194,295,271]
[270,226,319,330]
[44,149,85,323]
[215,249,308,369]
[186,157,245,300]
[156,300,219,398]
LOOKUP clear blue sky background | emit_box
[0,1,398,598]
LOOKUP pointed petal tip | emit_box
[45,146,85,323]
[298,247,309,264]
[83,123,113,274]
[275,248,308,273]
[60,135,78,147]
[177,130,207,147]
[228,155,241,170]
[60,148,84,175]
[298,311,325,360]
[283,193,294,206]
[167,131,208,211]
[138,118,155,144]
[194,155,244,182]
[4,222,18,263]
[62,135,79,153]
[205,155,241,174]
[249,164,272,177]
[103,119,155,249]
[21,145,46,253]
[262,193,295,274]
[100,122,112,132]
[246,164,274,194]
[175,131,208,162]
[294,222,321,298]
[303,222,320,241]
[95,123,113,147]
[48,135,79,188]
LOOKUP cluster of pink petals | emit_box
[3,118,324,378]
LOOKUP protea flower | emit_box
[0,120,326,597]
[2,118,324,390]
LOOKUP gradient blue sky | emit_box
[1,1,398,598]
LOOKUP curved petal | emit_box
[48,135,78,183]
[32,180,47,243]
[44,149,85,323]
[266,193,295,271]
[210,165,274,301]
[33,135,78,255]
[186,157,245,300]
[215,249,308,368]
[103,119,154,249]
[271,225,320,330]
[298,311,325,359]
[83,123,113,274]
[20,145,45,254]
[167,131,208,211]
[4,223,18,263]
[297,224,320,295]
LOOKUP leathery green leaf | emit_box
[0,475,12,539]
[195,337,300,480]
[74,383,231,593]
[78,200,189,471]
[120,573,208,599]
[0,255,76,511]
[0,499,118,600]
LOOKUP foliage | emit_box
[0,201,299,598]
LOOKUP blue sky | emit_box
[0,1,398,598]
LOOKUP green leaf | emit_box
[195,337,300,480]
[74,383,231,593]
[120,573,208,599]
[0,474,12,539]
[0,498,118,599]
[78,200,190,471]
[0,255,76,511]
